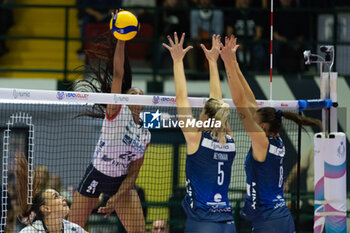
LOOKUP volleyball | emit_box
[110,11,140,41]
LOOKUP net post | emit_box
[320,71,330,134]
[329,72,338,132]
[295,110,302,233]
[269,0,274,101]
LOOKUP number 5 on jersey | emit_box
[217,162,224,185]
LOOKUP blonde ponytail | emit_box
[204,98,231,144]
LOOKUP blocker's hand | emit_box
[219,34,240,64]
[201,34,221,62]
[162,32,193,62]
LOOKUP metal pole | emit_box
[63,6,69,82]
[296,111,302,233]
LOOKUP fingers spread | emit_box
[174,32,178,44]
[184,46,193,54]
[167,35,174,46]
[162,43,171,51]
[179,32,185,45]
[200,43,207,52]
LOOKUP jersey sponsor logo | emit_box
[209,207,232,213]
[119,151,137,161]
[102,154,129,169]
[123,134,132,145]
[214,193,222,202]
[213,152,228,161]
[269,144,285,157]
[122,134,147,153]
[86,180,98,194]
[95,141,105,156]
[185,179,194,208]
[251,182,257,210]
[274,202,286,209]
[202,138,235,152]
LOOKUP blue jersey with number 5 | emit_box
[182,131,236,222]
[245,136,286,209]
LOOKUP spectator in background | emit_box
[274,0,306,73]
[157,0,189,69]
[122,0,156,24]
[77,0,118,55]
[0,0,14,57]
[152,219,169,233]
[188,0,223,71]
[225,0,266,71]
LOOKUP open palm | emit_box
[220,35,240,63]
[163,32,193,62]
[201,34,221,62]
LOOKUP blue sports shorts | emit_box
[184,218,237,233]
[252,213,295,233]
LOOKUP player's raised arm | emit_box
[220,35,268,162]
[201,34,222,99]
[163,32,200,144]
[106,10,125,119]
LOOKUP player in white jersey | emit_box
[68,10,151,233]
[15,157,88,233]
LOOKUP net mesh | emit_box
[0,95,300,233]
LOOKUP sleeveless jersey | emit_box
[183,131,236,222]
[92,105,151,177]
[20,219,88,233]
[244,136,286,214]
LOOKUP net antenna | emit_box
[269,0,274,101]
[303,45,336,133]
[1,113,34,233]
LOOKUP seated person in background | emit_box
[157,0,189,69]
[152,219,169,233]
[188,0,223,71]
[274,0,306,73]
[225,0,266,71]
[122,0,156,24]
[0,0,14,57]
[77,0,118,54]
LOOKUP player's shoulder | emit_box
[19,221,44,232]
[62,219,88,232]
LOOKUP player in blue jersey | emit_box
[220,35,321,233]
[163,32,237,233]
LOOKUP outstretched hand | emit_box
[220,35,240,64]
[162,32,193,62]
[201,34,221,62]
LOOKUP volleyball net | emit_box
[0,88,330,232]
